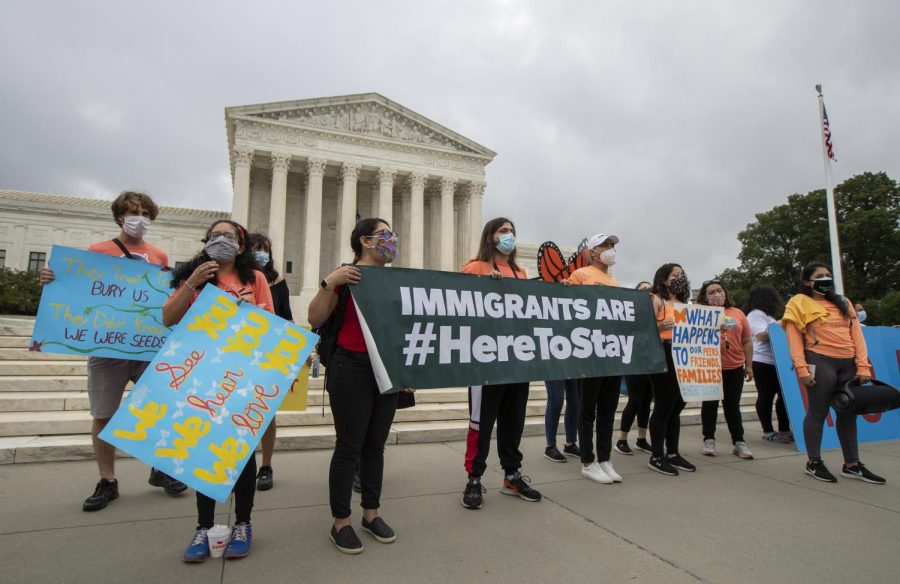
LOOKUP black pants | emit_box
[579,375,621,464]
[327,350,399,519]
[197,454,256,529]
[752,361,790,433]
[620,375,652,432]
[701,366,745,443]
[648,343,686,458]
[465,382,530,477]
[803,352,859,463]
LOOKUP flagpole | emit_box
[816,83,844,295]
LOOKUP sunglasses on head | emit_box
[702,279,722,287]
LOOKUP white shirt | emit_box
[747,309,776,365]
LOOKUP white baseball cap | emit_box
[587,233,620,249]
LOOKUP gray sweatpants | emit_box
[803,351,859,463]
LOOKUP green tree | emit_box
[0,269,43,315]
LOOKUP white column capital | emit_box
[232,145,255,169]
[341,161,362,181]
[410,172,428,189]
[468,181,486,198]
[307,157,327,177]
[441,176,458,191]
[377,167,397,186]
[271,151,292,173]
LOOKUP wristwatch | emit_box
[320,279,332,291]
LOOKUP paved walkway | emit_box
[2,425,898,584]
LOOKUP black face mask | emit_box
[812,277,834,294]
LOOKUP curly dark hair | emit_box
[111,191,159,224]
[743,286,784,319]
[474,217,522,274]
[800,261,849,319]
[170,220,256,289]
[350,217,390,261]
[651,263,690,303]
[696,279,736,308]
[248,232,279,284]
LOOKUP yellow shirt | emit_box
[568,265,619,287]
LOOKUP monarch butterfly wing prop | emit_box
[563,239,590,280]
[537,242,567,282]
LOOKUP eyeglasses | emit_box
[209,231,238,242]
[367,230,399,241]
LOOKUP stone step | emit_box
[0,376,90,392]
[0,336,31,348]
[0,361,88,376]
[0,325,35,337]
[0,348,86,361]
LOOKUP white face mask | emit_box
[592,248,616,266]
[122,216,151,238]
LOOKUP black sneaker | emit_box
[501,472,542,502]
[461,477,485,509]
[83,478,119,511]
[562,443,581,458]
[634,438,653,454]
[805,459,837,483]
[256,466,274,491]
[667,454,696,472]
[330,525,364,554]
[352,471,362,494]
[361,516,396,543]
[614,440,633,455]
[148,468,188,495]
[840,463,885,485]
[544,446,567,462]
[647,456,679,476]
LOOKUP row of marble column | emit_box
[230,146,485,292]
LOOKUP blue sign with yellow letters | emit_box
[99,285,318,502]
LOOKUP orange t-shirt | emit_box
[784,297,870,377]
[568,265,618,287]
[166,270,274,314]
[655,299,675,341]
[88,240,168,267]
[720,307,751,370]
[460,259,526,279]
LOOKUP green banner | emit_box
[350,267,667,392]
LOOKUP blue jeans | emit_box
[544,379,580,447]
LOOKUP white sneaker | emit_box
[599,461,623,482]
[733,441,754,460]
[702,439,717,457]
[581,462,614,484]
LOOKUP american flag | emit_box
[822,104,837,162]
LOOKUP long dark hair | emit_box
[743,286,784,319]
[248,232,279,284]
[696,279,736,308]
[350,217,390,262]
[651,263,690,303]
[474,217,521,273]
[800,261,849,319]
[170,220,257,289]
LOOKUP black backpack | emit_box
[313,284,351,368]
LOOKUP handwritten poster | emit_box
[671,303,724,402]
[280,366,309,411]
[99,285,318,502]
[31,246,172,360]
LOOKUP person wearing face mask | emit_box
[564,234,624,484]
[646,263,697,476]
[696,280,754,459]
[782,262,885,484]
[854,303,868,326]
[247,233,294,492]
[616,281,654,456]
[308,218,411,555]
[38,191,187,511]
[165,220,274,562]
[460,217,543,509]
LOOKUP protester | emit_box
[39,191,187,512]
[646,264,696,476]
[565,233,624,484]
[696,280,754,459]
[744,286,792,443]
[854,303,868,325]
[782,262,886,484]
[615,281,654,456]
[460,217,542,509]
[542,378,580,462]
[247,233,294,492]
[164,219,273,561]
[308,218,409,554]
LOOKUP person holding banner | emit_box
[646,263,696,476]
[248,233,294,492]
[460,217,543,509]
[164,219,274,561]
[783,262,886,485]
[565,233,624,484]
[308,217,405,555]
[696,280,754,459]
[38,191,188,511]
[616,281,654,456]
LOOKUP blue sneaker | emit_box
[224,523,252,559]
[183,528,210,563]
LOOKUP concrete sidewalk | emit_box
[1,425,898,584]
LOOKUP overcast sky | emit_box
[2,0,898,285]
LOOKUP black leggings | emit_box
[648,343,686,458]
[579,375,621,464]
[197,454,256,529]
[701,366,745,443]
[752,361,790,433]
[803,352,859,463]
[620,375,652,433]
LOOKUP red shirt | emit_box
[335,285,367,352]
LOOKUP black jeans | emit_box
[465,382,530,477]
[327,350,399,519]
[579,375,621,464]
[197,454,256,529]
[701,366,745,443]
[620,375,652,433]
[648,343,686,458]
[803,351,859,463]
[752,361,790,433]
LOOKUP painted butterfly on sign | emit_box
[536,239,589,283]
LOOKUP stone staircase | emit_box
[0,318,759,464]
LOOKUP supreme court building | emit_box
[226,93,497,312]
